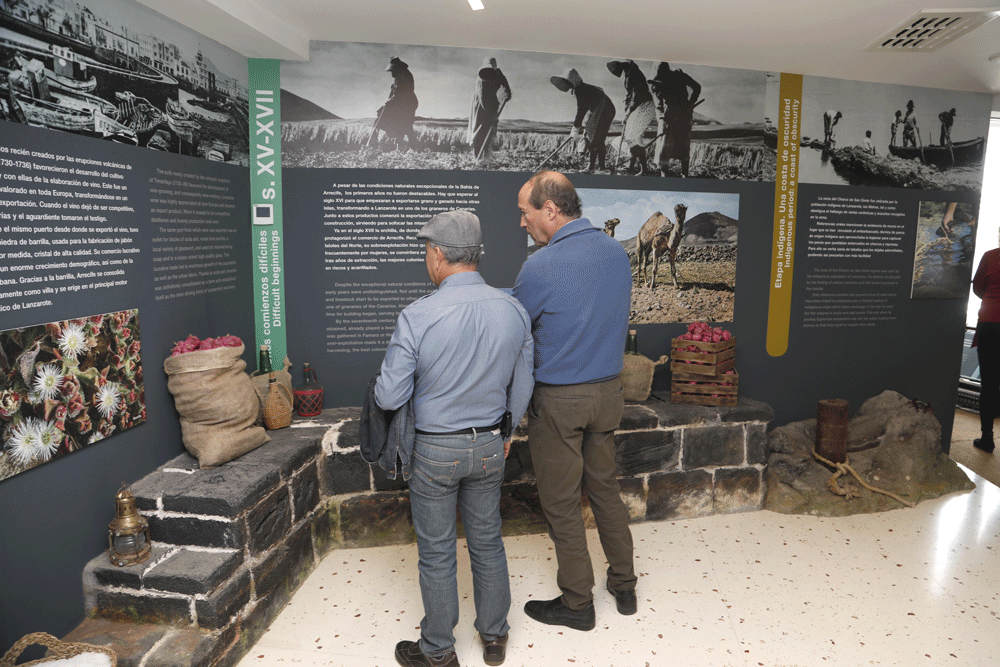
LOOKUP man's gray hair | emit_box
[436,244,481,267]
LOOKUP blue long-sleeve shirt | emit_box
[374,271,534,434]
[513,218,631,385]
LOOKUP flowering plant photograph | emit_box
[0,309,145,482]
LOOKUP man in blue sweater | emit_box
[513,171,638,632]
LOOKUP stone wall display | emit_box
[764,390,975,516]
[70,397,773,667]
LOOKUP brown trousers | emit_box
[527,378,637,610]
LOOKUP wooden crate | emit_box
[669,336,736,377]
[671,370,738,406]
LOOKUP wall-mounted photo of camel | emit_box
[577,188,739,324]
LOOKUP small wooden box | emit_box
[671,370,739,406]
[669,336,736,377]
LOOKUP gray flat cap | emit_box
[416,210,483,248]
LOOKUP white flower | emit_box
[34,420,61,462]
[89,431,105,445]
[33,363,63,402]
[58,323,88,359]
[6,418,42,465]
[95,383,121,419]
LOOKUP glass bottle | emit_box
[626,329,639,355]
[255,344,274,376]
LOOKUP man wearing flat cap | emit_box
[375,210,534,667]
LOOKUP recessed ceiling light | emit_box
[990,52,1000,62]
[468,0,484,9]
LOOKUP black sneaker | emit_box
[523,596,595,631]
[606,581,638,615]
[974,438,995,454]
[394,640,459,667]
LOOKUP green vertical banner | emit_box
[766,73,802,357]
[248,59,286,367]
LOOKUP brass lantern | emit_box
[108,483,151,567]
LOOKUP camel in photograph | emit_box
[603,218,621,237]
[635,203,687,289]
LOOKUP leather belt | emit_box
[415,422,503,436]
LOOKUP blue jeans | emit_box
[409,430,511,657]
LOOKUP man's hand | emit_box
[504,440,512,458]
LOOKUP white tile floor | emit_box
[238,464,1000,667]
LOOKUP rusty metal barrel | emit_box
[816,398,848,463]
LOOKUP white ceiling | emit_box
[139,0,1000,108]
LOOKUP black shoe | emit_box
[481,633,507,666]
[394,640,459,667]
[523,596,595,631]
[606,581,638,615]
[974,438,996,454]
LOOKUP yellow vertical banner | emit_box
[766,73,802,357]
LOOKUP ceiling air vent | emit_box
[866,9,1000,52]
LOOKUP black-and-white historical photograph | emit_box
[0,0,249,163]
[548,188,741,323]
[795,76,991,191]
[911,199,978,299]
[280,41,773,180]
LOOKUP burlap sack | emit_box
[163,344,269,467]
[621,354,670,402]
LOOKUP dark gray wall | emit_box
[0,124,253,651]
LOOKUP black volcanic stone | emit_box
[319,450,371,496]
[291,461,321,521]
[146,513,247,549]
[144,548,243,596]
[162,465,281,517]
[132,469,192,512]
[714,467,763,514]
[61,618,170,667]
[614,429,679,476]
[683,423,745,468]
[503,439,533,481]
[229,433,319,478]
[86,546,171,590]
[250,522,315,598]
[194,568,252,629]
[94,589,191,625]
[498,482,547,536]
[646,470,713,521]
[247,486,292,555]
[145,623,236,667]
[619,404,660,431]
[746,423,768,465]
[340,493,414,547]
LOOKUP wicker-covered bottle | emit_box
[293,362,324,417]
[263,372,293,429]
